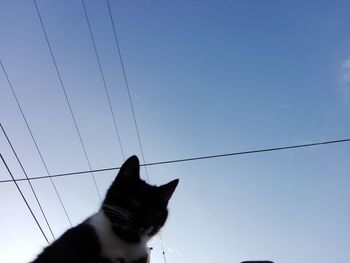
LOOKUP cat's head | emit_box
[102,156,179,243]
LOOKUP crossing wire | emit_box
[0,137,349,184]
[33,0,102,200]
[0,59,73,226]
[81,0,125,160]
[105,1,169,259]
[0,154,49,244]
[1,123,55,240]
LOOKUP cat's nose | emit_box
[144,217,154,226]
[139,226,153,235]
[143,227,154,236]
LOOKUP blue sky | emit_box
[1,0,350,262]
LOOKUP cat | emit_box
[31,155,179,263]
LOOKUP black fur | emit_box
[31,223,110,263]
[103,156,178,243]
[30,156,179,263]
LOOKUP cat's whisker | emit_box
[108,213,133,223]
[106,211,129,218]
[103,205,137,226]
[103,209,133,220]
[103,204,133,216]
[103,206,129,215]
[104,209,133,220]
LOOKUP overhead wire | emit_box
[159,233,168,263]
[81,0,125,160]
[0,154,49,244]
[3,3,350,260]
[106,0,149,181]
[33,0,102,201]
[0,123,55,240]
[0,59,72,227]
[0,137,349,184]
[105,1,167,259]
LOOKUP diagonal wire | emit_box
[0,59,72,226]
[106,0,168,259]
[81,0,125,160]
[106,0,149,181]
[0,154,49,244]
[33,0,101,200]
[0,137,349,184]
[159,233,168,263]
[0,123,55,240]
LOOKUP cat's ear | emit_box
[116,155,140,182]
[159,179,179,204]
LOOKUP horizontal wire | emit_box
[1,138,349,184]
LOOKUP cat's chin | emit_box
[111,226,142,243]
[89,211,149,262]
[139,234,152,244]
[101,212,160,244]
[112,227,156,244]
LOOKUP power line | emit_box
[1,137,349,182]
[159,233,168,263]
[0,123,55,240]
[106,0,149,181]
[33,0,102,201]
[105,3,168,258]
[81,0,125,160]
[105,3,171,259]
[0,154,49,244]
[0,59,72,226]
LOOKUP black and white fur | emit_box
[31,156,179,263]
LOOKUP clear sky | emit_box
[1,0,350,262]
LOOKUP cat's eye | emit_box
[154,211,162,217]
[131,198,141,208]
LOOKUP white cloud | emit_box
[342,57,350,81]
[340,57,350,104]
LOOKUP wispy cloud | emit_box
[340,57,350,104]
[342,57,350,81]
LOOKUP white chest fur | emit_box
[88,211,149,263]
